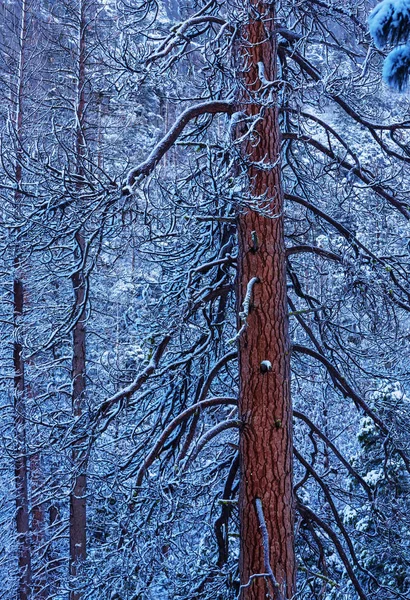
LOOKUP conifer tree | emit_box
[369,0,410,89]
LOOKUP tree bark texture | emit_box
[236,2,295,598]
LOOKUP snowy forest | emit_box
[2,0,410,598]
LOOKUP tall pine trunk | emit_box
[14,270,31,600]
[70,245,87,600]
[69,1,87,597]
[237,3,295,598]
[13,0,32,597]
[31,451,46,599]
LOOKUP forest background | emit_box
[1,0,410,599]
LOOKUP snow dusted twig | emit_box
[255,498,284,600]
[257,61,275,88]
[181,418,241,471]
[240,276,259,320]
[237,573,275,597]
[297,502,367,600]
[197,350,238,403]
[292,344,410,473]
[95,335,171,421]
[293,410,373,499]
[146,15,227,65]
[145,0,226,66]
[228,276,259,344]
[234,113,264,145]
[187,255,235,289]
[123,100,233,192]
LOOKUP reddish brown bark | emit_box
[237,3,295,599]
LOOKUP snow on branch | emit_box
[134,396,237,490]
[292,344,410,473]
[369,1,410,90]
[383,43,410,89]
[95,335,171,421]
[297,502,367,600]
[228,276,260,344]
[239,276,259,321]
[146,15,227,65]
[254,498,284,600]
[181,417,241,471]
[123,100,234,193]
[369,0,410,49]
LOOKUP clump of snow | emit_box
[356,515,371,533]
[383,44,410,90]
[343,505,358,524]
[369,0,410,90]
[369,0,410,49]
[359,416,374,436]
[364,468,384,486]
[391,388,405,400]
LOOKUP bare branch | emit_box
[134,397,237,489]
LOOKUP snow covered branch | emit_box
[297,502,367,600]
[292,344,410,472]
[228,277,260,344]
[182,418,241,470]
[134,396,237,489]
[146,15,227,65]
[254,498,284,600]
[95,335,171,421]
[123,100,234,193]
[369,0,410,49]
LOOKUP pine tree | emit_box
[236,2,295,597]
[369,0,410,90]
[346,384,410,595]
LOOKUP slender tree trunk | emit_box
[13,1,32,597]
[237,3,295,598]
[31,451,46,599]
[14,270,31,600]
[69,1,87,597]
[69,250,87,600]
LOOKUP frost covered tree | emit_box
[369,0,410,89]
[108,1,410,598]
[0,0,48,596]
[346,384,410,595]
[1,1,410,600]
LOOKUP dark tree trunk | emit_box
[13,0,32,597]
[236,2,296,598]
[69,2,88,597]
[14,273,31,600]
[31,451,46,599]
[69,252,87,600]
